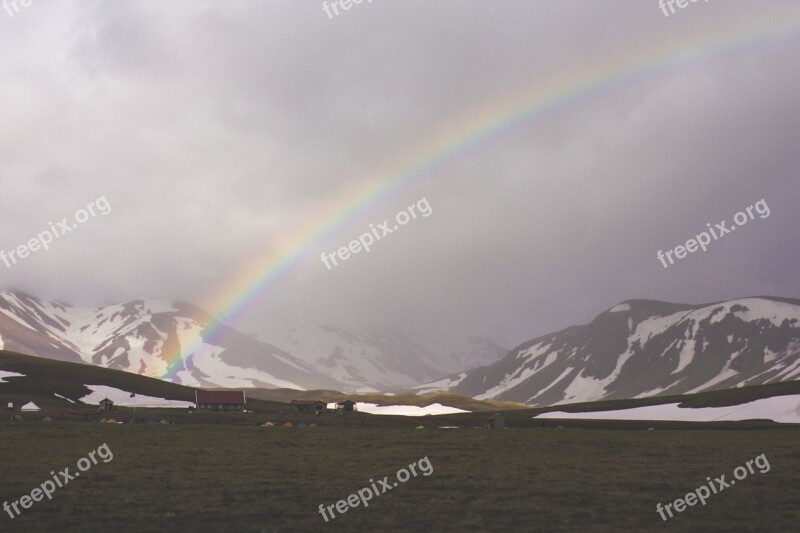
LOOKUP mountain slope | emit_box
[0,348,197,406]
[430,297,800,405]
[0,291,344,391]
[275,326,505,390]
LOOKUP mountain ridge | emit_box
[422,296,800,406]
[0,290,343,391]
[0,290,505,392]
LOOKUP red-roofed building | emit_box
[291,400,326,414]
[195,390,246,412]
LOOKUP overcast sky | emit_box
[1,1,799,351]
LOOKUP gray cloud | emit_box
[1,0,799,351]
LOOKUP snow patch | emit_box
[561,371,607,403]
[0,307,35,330]
[0,370,25,383]
[536,394,800,423]
[352,386,381,394]
[173,320,304,390]
[671,339,696,375]
[54,393,75,403]
[476,365,540,400]
[173,370,202,387]
[631,310,690,343]
[355,402,469,416]
[413,373,467,395]
[527,367,573,402]
[685,356,740,394]
[79,385,194,408]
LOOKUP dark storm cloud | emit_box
[1,0,799,350]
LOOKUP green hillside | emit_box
[4,348,798,429]
[0,350,523,415]
[430,380,800,429]
[0,350,286,415]
[243,387,527,411]
[0,350,195,404]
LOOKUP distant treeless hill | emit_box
[0,350,524,415]
[429,296,800,405]
[0,350,286,412]
[243,388,527,412]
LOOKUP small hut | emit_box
[335,400,357,415]
[99,398,115,412]
[290,400,327,414]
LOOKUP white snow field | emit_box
[79,385,195,408]
[355,402,469,416]
[0,370,25,383]
[535,394,800,423]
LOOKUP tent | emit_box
[159,420,170,425]
[98,418,107,423]
[308,423,317,427]
[297,422,308,428]
[20,402,40,412]
[415,425,425,430]
[281,421,294,428]
[42,417,53,422]
[147,419,158,425]
[106,419,118,424]
[261,422,275,427]
[10,415,23,422]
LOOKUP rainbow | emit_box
[160,17,800,381]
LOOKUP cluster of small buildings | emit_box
[191,390,357,415]
[6,401,40,413]
[290,399,356,415]
[10,391,358,415]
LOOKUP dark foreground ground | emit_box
[0,423,797,532]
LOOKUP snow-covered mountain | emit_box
[11,289,795,401]
[274,326,506,391]
[433,336,509,375]
[0,290,343,390]
[423,297,800,406]
[0,290,505,392]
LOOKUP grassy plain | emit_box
[1,423,797,532]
